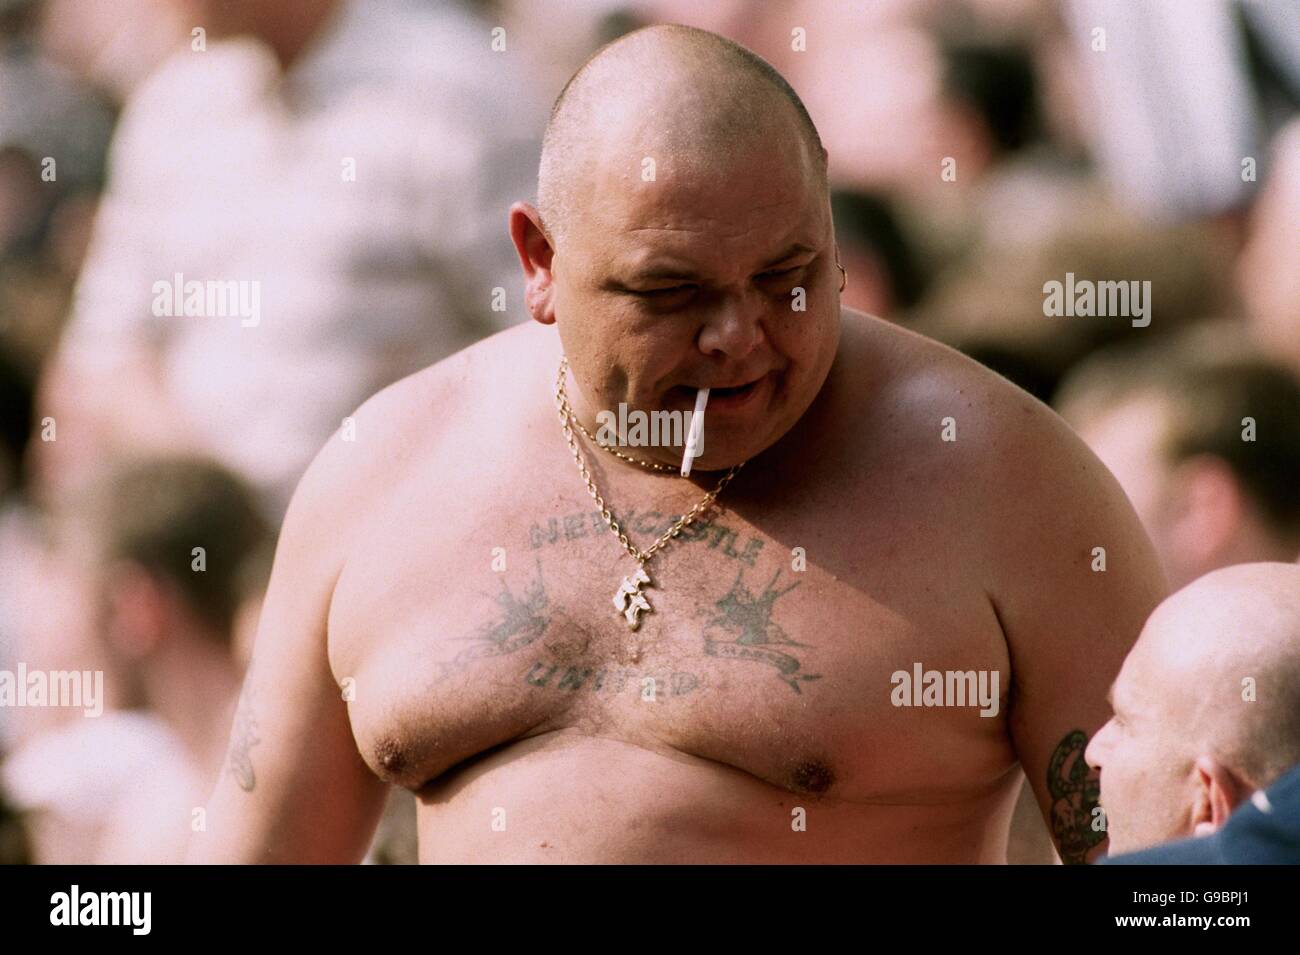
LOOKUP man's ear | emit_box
[509,201,557,326]
[1189,754,1250,836]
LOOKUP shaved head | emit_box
[537,24,829,250]
[1137,563,1300,784]
[1087,562,1300,852]
[512,23,843,472]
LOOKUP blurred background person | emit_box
[1235,118,1300,375]
[0,781,29,863]
[1056,328,1300,589]
[829,189,928,320]
[1,456,269,863]
[1086,563,1300,860]
[913,212,1234,403]
[0,0,115,477]
[33,0,545,517]
[0,0,113,271]
[1062,0,1300,223]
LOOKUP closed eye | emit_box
[629,285,695,298]
[627,265,805,298]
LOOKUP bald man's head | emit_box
[1086,562,1300,853]
[511,24,843,472]
[537,24,829,250]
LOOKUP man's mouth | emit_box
[668,372,773,414]
[710,379,761,400]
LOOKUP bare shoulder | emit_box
[840,308,1109,498]
[837,308,1164,594]
[346,320,553,448]
[283,322,554,557]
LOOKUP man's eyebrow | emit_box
[1105,681,1117,709]
[758,242,818,267]
[622,243,818,282]
[624,263,703,282]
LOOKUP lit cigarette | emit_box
[681,387,709,476]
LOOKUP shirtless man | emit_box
[190,25,1166,864]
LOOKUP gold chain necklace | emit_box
[554,356,743,630]
[569,415,677,473]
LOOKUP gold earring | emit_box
[836,259,847,293]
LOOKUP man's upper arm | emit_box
[188,423,389,863]
[985,395,1169,864]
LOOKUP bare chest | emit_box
[328,486,1014,803]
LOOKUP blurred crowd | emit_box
[0,0,1296,864]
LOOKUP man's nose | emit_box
[1084,722,1112,770]
[697,293,765,359]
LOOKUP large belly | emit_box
[414,731,1022,863]
[331,499,1021,857]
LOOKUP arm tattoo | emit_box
[226,684,261,793]
[1047,728,1104,864]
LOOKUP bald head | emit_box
[1137,562,1300,784]
[1087,562,1300,852]
[513,24,842,472]
[537,24,828,249]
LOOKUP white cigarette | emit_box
[681,387,709,476]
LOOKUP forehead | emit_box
[577,132,825,272]
[1084,395,1169,449]
[597,189,823,281]
[1114,597,1211,708]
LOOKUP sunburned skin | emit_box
[193,307,1167,864]
[192,24,1167,866]
[316,310,1160,863]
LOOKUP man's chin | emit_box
[1105,832,1135,856]
[1106,823,1179,857]
[686,437,771,472]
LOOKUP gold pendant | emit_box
[613,566,653,630]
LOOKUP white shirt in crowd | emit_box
[60,0,545,513]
